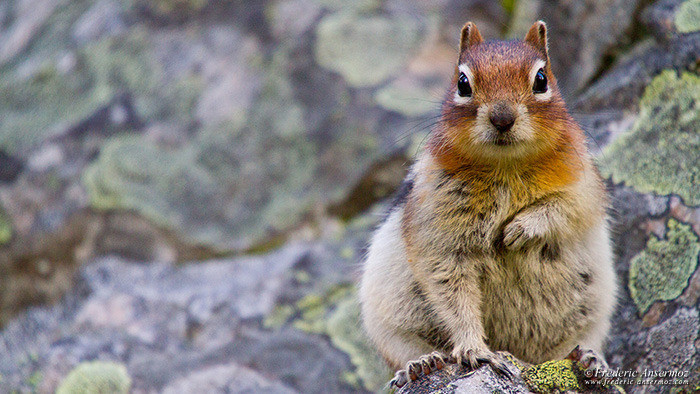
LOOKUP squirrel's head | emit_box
[437,21,573,162]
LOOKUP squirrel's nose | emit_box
[489,107,516,133]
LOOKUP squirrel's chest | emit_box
[413,177,522,252]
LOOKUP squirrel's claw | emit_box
[453,347,514,380]
[388,369,408,388]
[389,351,450,389]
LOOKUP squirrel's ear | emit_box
[459,22,483,53]
[524,20,548,57]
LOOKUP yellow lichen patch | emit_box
[56,361,131,394]
[521,359,581,393]
[505,353,527,371]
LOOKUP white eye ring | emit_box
[529,60,552,100]
[454,64,474,105]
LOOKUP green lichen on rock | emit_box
[675,0,700,33]
[130,0,208,15]
[278,285,391,391]
[82,134,215,227]
[263,304,296,329]
[81,51,318,251]
[501,0,518,15]
[56,361,131,394]
[521,359,580,393]
[315,12,423,87]
[326,295,392,391]
[628,219,700,315]
[0,205,12,245]
[374,83,437,117]
[27,371,42,391]
[317,0,381,13]
[600,71,700,206]
[0,29,196,153]
[83,132,246,249]
[292,285,354,333]
[82,37,390,251]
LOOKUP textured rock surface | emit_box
[160,362,297,394]
[0,240,376,392]
[396,355,531,394]
[0,1,698,393]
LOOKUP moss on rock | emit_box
[628,219,700,315]
[521,359,581,393]
[600,71,700,206]
[315,12,423,88]
[675,0,700,33]
[56,361,131,394]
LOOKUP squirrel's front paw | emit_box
[501,215,545,250]
[389,351,449,388]
[451,346,513,379]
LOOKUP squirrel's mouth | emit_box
[492,136,516,146]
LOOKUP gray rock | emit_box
[161,362,298,394]
[548,0,642,95]
[0,0,63,65]
[0,239,368,393]
[643,308,698,371]
[574,32,700,112]
[510,0,642,95]
[396,355,531,394]
[268,0,323,40]
[81,244,308,320]
[441,0,508,42]
[640,0,687,40]
[72,0,127,44]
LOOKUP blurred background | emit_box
[0,0,698,393]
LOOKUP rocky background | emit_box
[0,0,697,393]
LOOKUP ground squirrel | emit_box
[359,21,617,387]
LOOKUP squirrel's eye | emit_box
[533,68,547,94]
[457,72,472,97]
